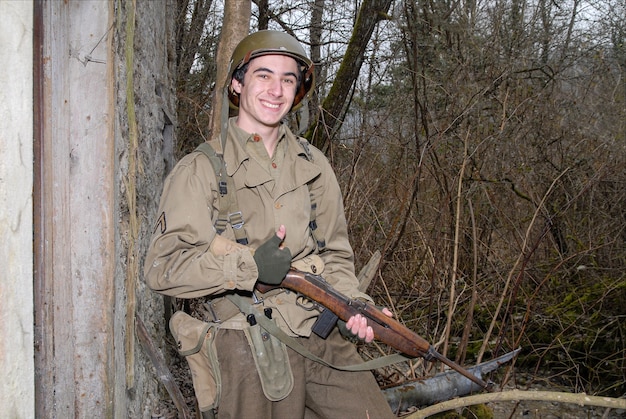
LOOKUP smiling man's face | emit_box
[231,54,300,134]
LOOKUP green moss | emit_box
[427,406,494,419]
[431,412,463,419]
[462,404,494,419]
[520,274,626,396]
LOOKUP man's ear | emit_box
[231,78,242,94]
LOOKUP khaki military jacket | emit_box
[145,118,371,337]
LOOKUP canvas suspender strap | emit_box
[225,293,413,371]
[195,142,249,245]
[294,137,325,250]
[307,198,325,249]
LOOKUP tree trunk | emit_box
[308,0,324,128]
[207,0,251,145]
[306,0,392,152]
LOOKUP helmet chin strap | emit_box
[220,88,230,153]
[296,101,309,135]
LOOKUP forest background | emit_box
[171,0,625,401]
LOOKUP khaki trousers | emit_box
[215,327,395,419]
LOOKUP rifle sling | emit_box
[226,294,413,372]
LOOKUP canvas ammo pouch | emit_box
[169,311,221,417]
[243,322,294,401]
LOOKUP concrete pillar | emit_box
[0,1,35,418]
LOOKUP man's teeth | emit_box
[263,101,279,109]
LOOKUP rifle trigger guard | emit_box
[295,294,318,311]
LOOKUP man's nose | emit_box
[267,78,283,97]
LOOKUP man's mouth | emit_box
[261,100,281,110]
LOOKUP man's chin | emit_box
[261,115,287,127]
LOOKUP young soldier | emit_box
[145,30,395,419]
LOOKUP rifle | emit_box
[256,268,493,391]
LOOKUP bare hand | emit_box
[345,308,393,343]
[275,224,286,241]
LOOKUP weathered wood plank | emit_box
[36,1,115,417]
[67,0,115,415]
[45,2,76,417]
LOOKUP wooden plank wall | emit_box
[34,1,116,417]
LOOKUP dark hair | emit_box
[232,62,249,85]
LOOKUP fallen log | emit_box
[383,348,520,413]
[404,389,626,419]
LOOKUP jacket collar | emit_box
[223,118,321,193]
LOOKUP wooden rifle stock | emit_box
[256,269,493,391]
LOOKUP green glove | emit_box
[337,319,352,339]
[253,235,291,285]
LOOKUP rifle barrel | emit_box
[429,349,493,391]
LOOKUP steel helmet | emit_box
[227,30,315,111]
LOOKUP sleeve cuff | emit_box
[222,250,258,291]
